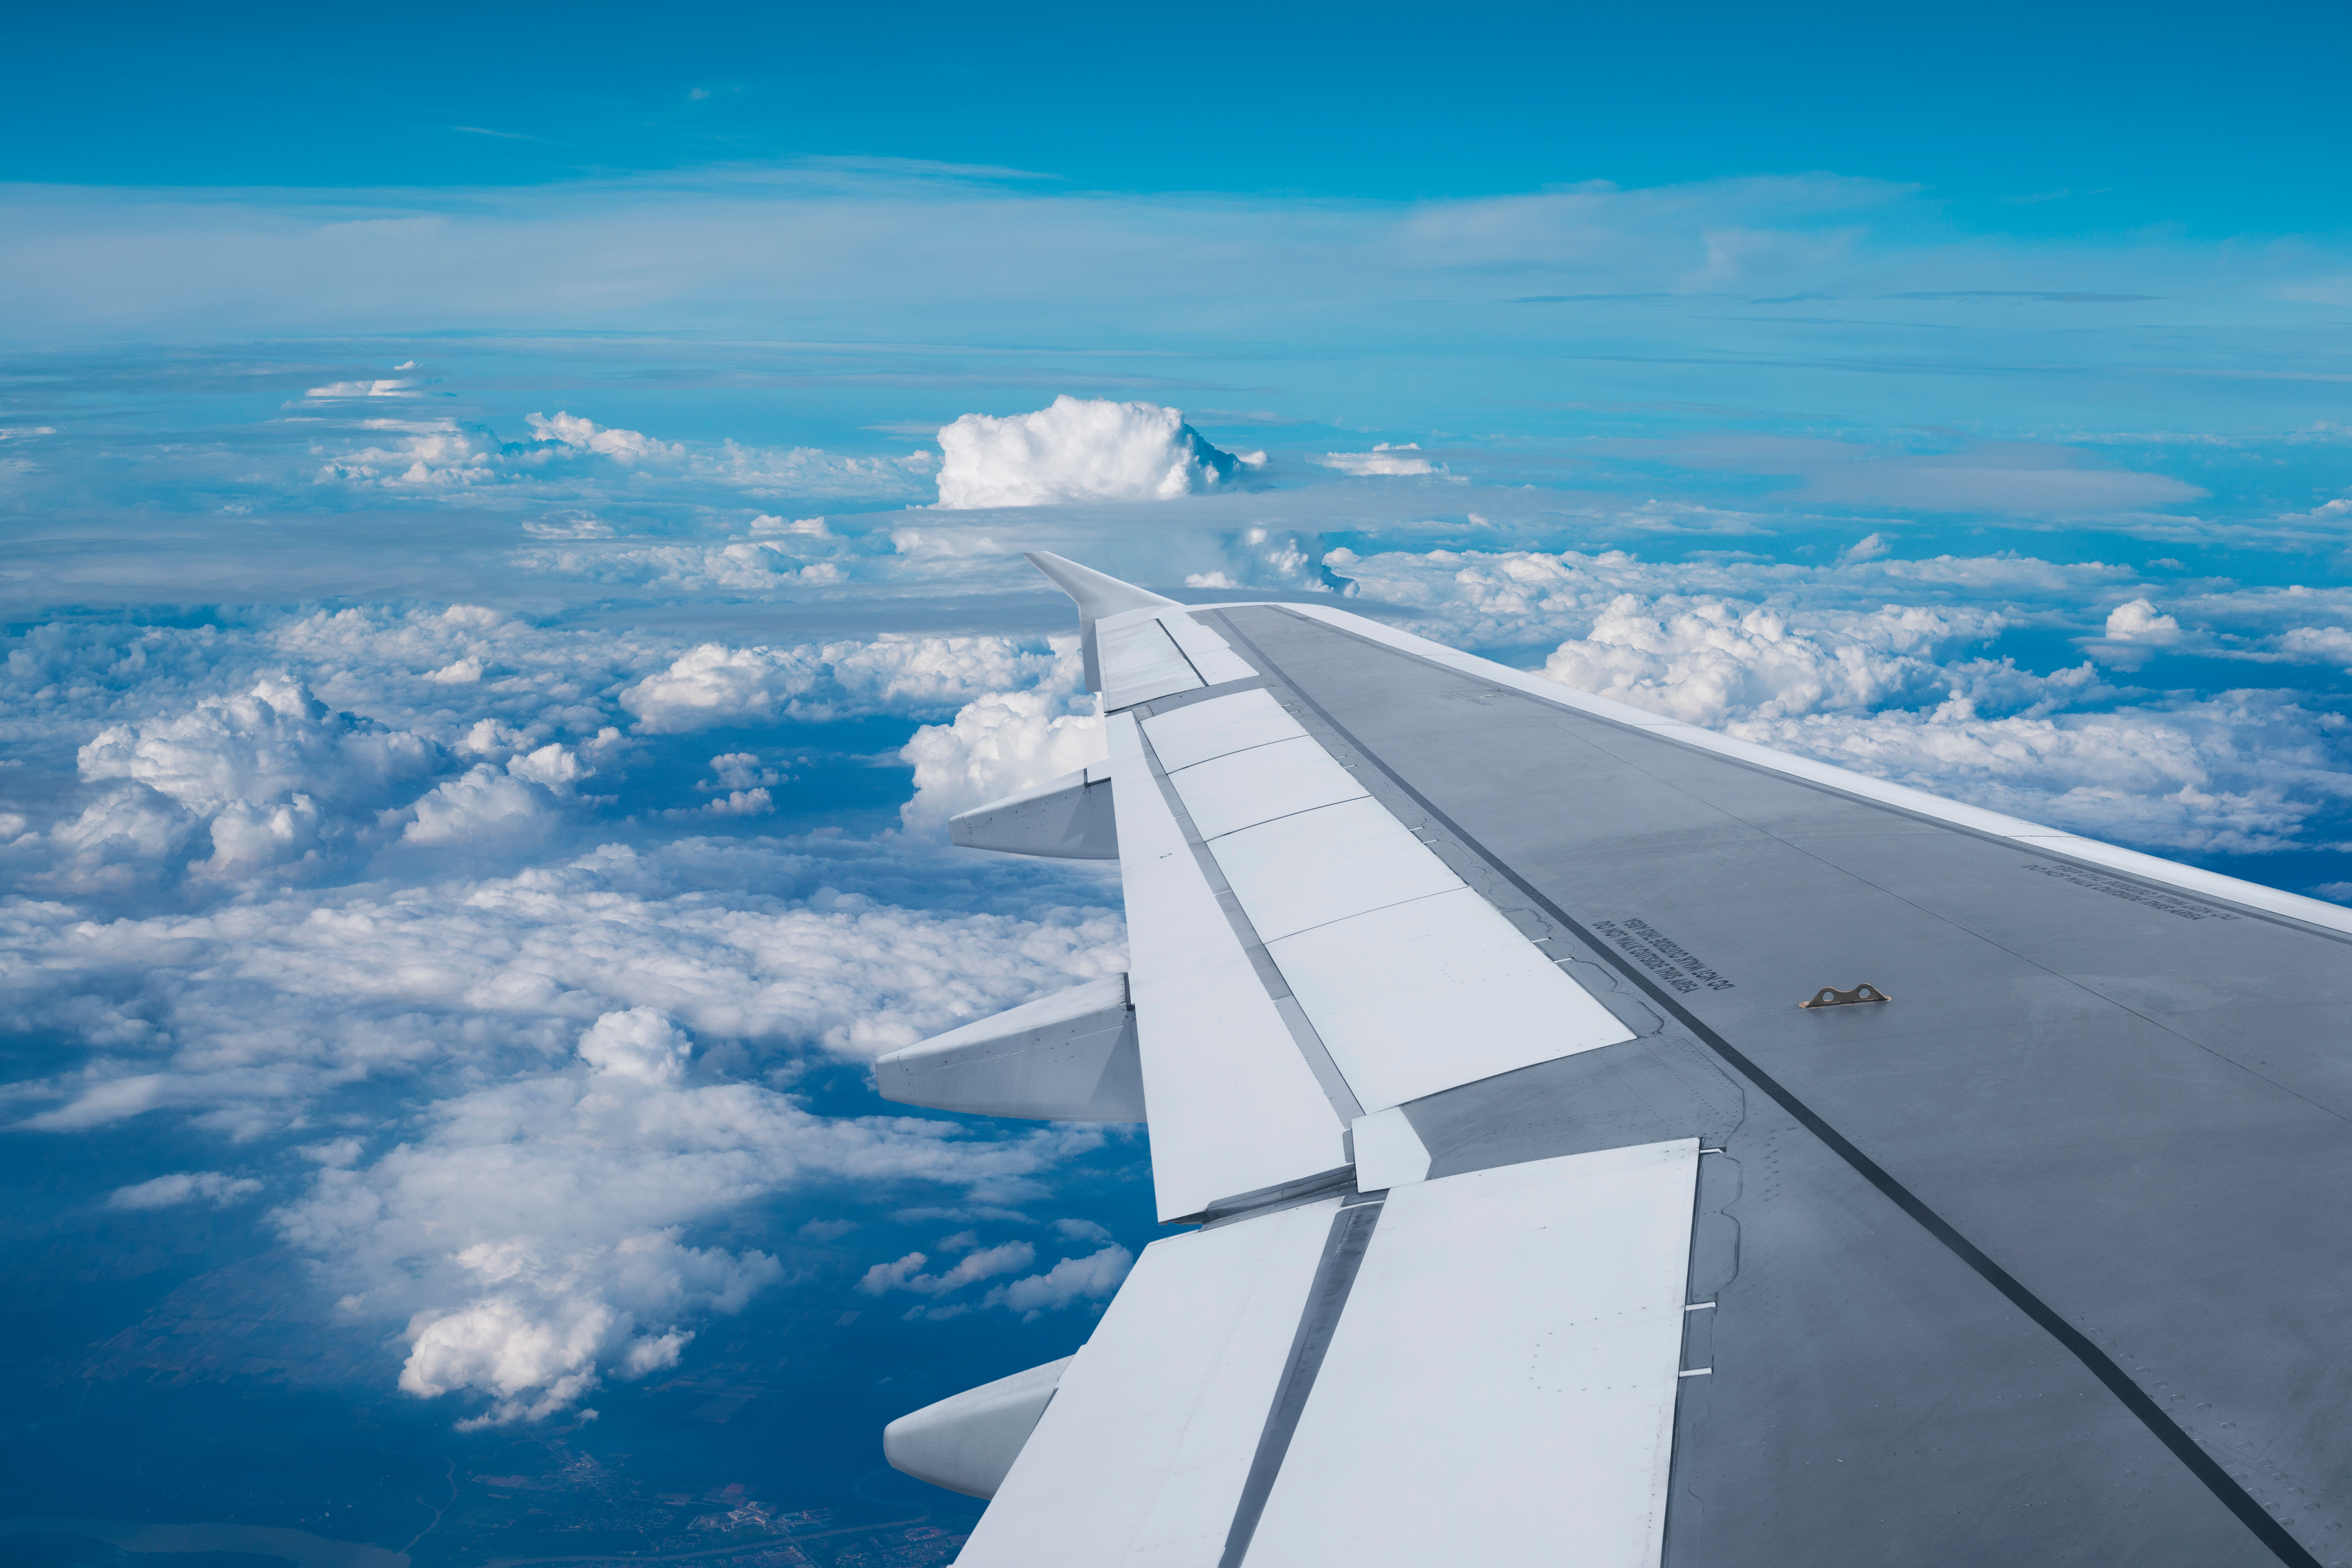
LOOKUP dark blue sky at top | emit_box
[11,0,2348,238]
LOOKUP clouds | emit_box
[5,834,1128,1136]
[985,1244,1133,1319]
[1321,444,1439,477]
[574,1007,693,1084]
[7,168,2336,381]
[4,783,1127,1428]
[296,404,935,510]
[274,997,1106,1423]
[899,689,1105,837]
[935,398,1258,508]
[267,980,1114,1424]
[857,1240,1035,1298]
[1539,594,2030,728]
[2,589,1129,1430]
[855,1230,1133,1324]
[525,411,682,461]
[78,675,436,818]
[7,260,2352,1451]
[1728,695,2352,855]
[61,676,442,884]
[107,1171,263,1209]
[619,635,1078,732]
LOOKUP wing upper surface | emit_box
[902,573,2352,1568]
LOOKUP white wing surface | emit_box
[877,552,2352,1568]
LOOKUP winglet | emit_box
[1024,552,1180,693]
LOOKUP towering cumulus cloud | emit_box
[934,396,1256,508]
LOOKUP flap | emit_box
[884,1356,1072,1500]
[874,975,1143,1123]
[959,1142,1699,1566]
[948,766,1118,860]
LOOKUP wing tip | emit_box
[1024,551,1181,615]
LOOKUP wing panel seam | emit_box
[1217,1197,1385,1568]
[1133,712,1366,1124]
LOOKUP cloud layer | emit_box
[7,326,2352,1441]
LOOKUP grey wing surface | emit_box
[877,557,2352,1568]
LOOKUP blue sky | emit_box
[4,7,2352,1550]
[11,0,2350,238]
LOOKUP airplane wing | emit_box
[875,552,2352,1568]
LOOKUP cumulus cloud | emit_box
[1501,573,2352,854]
[513,540,846,592]
[107,1171,263,1209]
[394,1233,774,1428]
[526,411,681,461]
[1538,593,2045,728]
[934,397,1254,508]
[855,1240,1036,1298]
[78,675,436,819]
[899,690,1106,837]
[273,1004,1107,1425]
[855,1231,1126,1323]
[2279,626,2352,669]
[7,773,1126,1422]
[621,636,1077,733]
[575,1007,694,1085]
[5,834,1126,1129]
[396,757,577,853]
[619,644,828,732]
[59,676,442,883]
[702,788,774,817]
[1728,695,2352,855]
[2103,597,2183,642]
[983,1243,1134,1321]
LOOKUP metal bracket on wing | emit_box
[873,973,1145,1123]
[949,761,1117,860]
[1797,982,1891,1009]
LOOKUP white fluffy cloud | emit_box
[621,635,1079,733]
[272,1002,1105,1424]
[60,676,443,883]
[1728,695,2352,854]
[935,397,1257,508]
[854,1231,1132,1325]
[856,1240,1036,1298]
[1538,593,2043,728]
[107,1171,264,1209]
[984,1243,1134,1320]
[78,675,436,818]
[5,836,1129,1136]
[6,804,1125,1423]
[899,690,1107,837]
[1498,573,2352,854]
[2104,597,2183,642]
[2279,626,2352,669]
[526,411,682,461]
[1320,443,1439,477]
